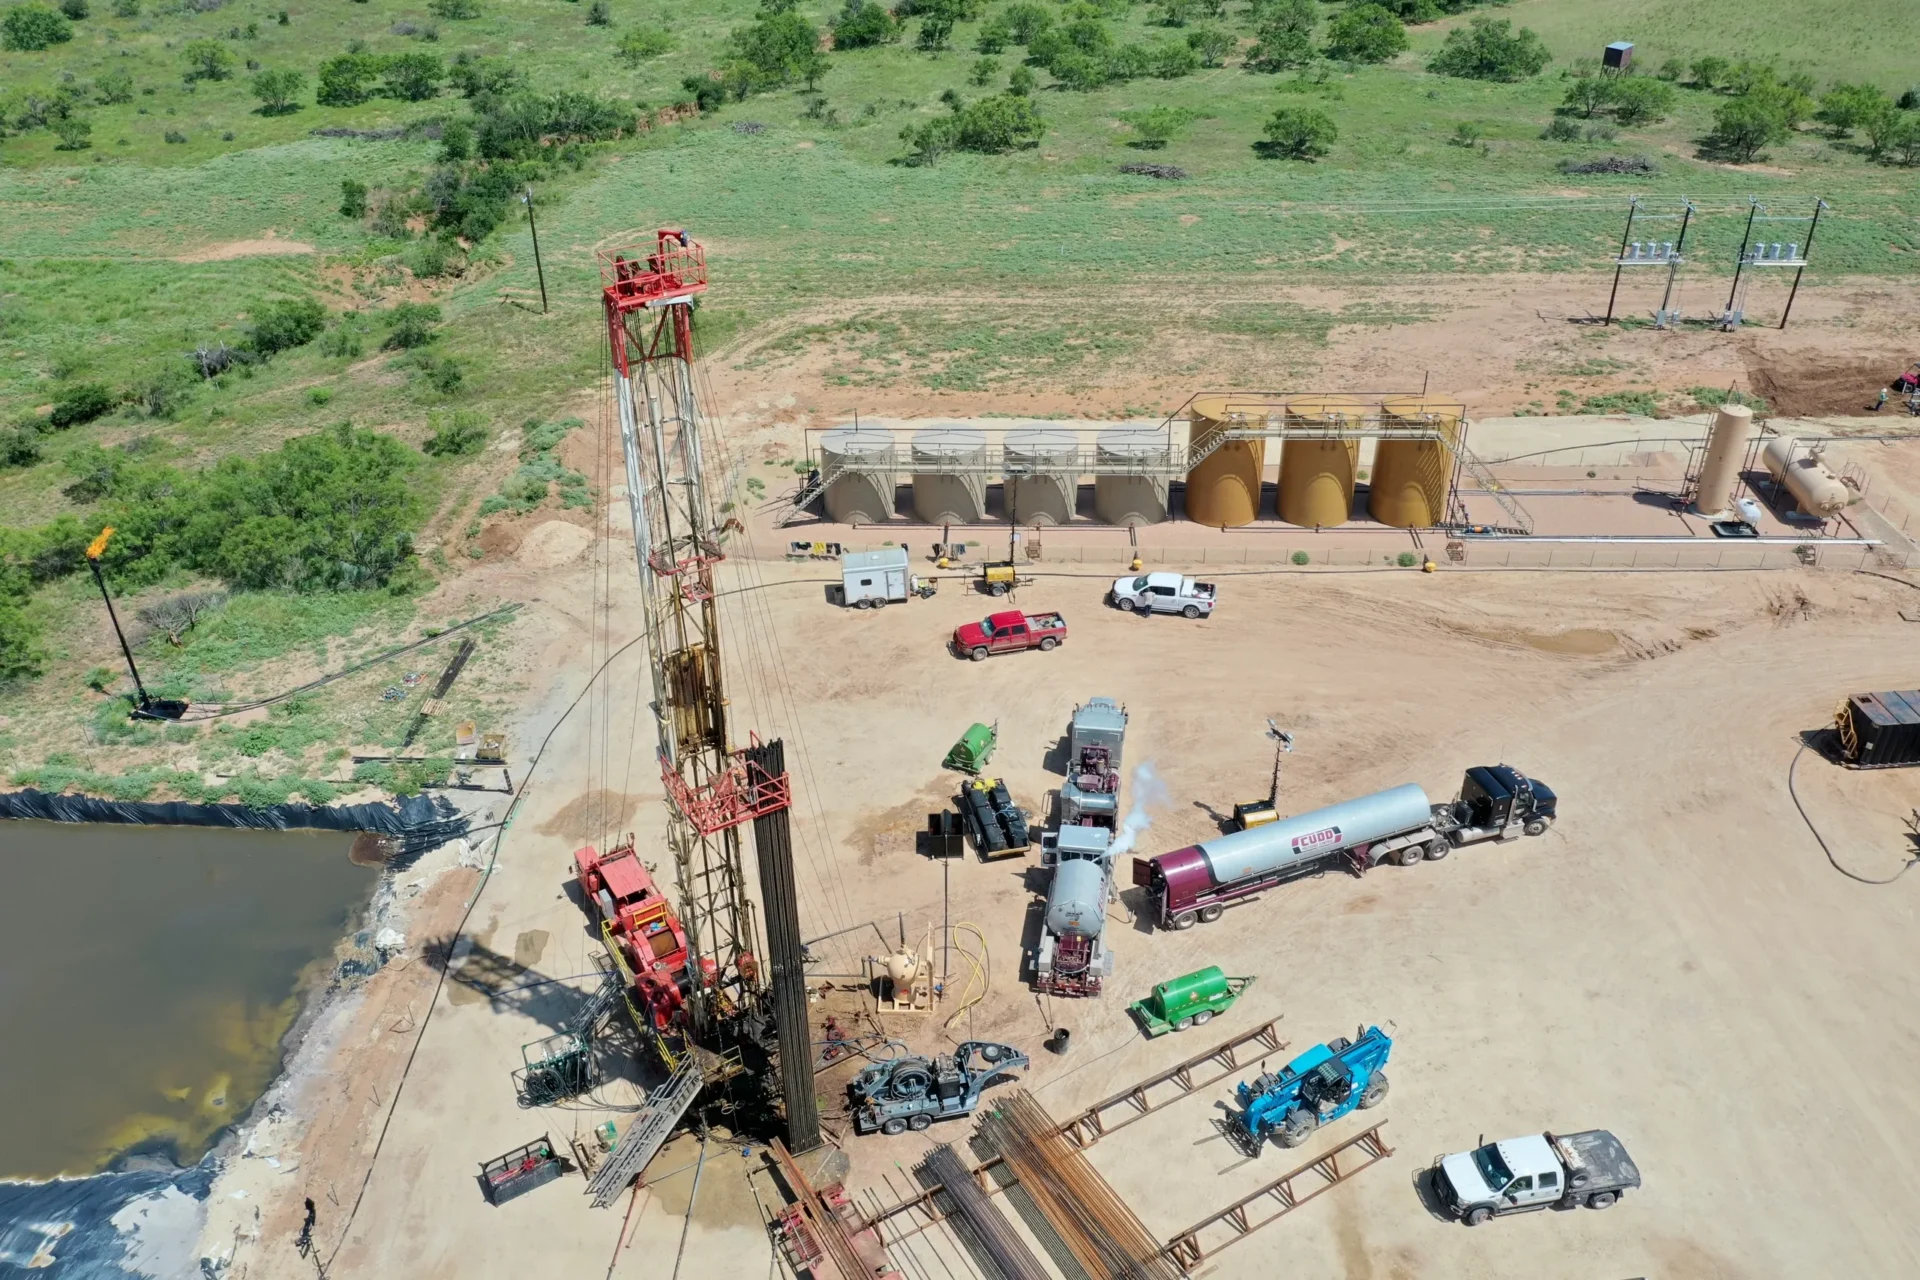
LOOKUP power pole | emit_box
[523,187,548,314]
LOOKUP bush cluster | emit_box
[899,91,1044,162]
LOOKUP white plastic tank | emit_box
[1003,426,1080,526]
[818,427,897,525]
[910,425,988,524]
[1196,783,1434,886]
[1093,429,1170,526]
[1761,437,1849,517]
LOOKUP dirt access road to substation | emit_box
[215,525,1920,1280]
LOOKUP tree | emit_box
[1426,16,1549,82]
[1374,0,1437,19]
[59,0,86,17]
[1000,2,1050,44]
[181,38,236,82]
[381,52,446,101]
[970,56,1000,85]
[2,3,72,50]
[1244,0,1314,71]
[916,10,954,50]
[1609,76,1674,125]
[316,53,382,105]
[1862,101,1906,157]
[730,10,822,85]
[251,68,305,114]
[831,0,894,48]
[247,298,328,356]
[586,0,611,26]
[899,114,959,163]
[1260,104,1335,158]
[51,113,93,149]
[0,601,47,685]
[973,16,1007,51]
[1745,78,1812,128]
[1323,4,1404,64]
[1561,73,1615,118]
[1049,50,1107,90]
[1119,105,1192,147]
[955,92,1044,150]
[1816,82,1890,136]
[1007,64,1035,95]
[1185,25,1232,67]
[1706,97,1788,162]
[1150,39,1198,77]
[616,25,673,61]
[1887,114,1920,166]
[1108,42,1152,81]
[1689,55,1729,90]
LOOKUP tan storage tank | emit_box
[1368,396,1461,528]
[1004,427,1080,526]
[1692,403,1753,519]
[1094,429,1170,526]
[819,427,897,525]
[910,425,989,524]
[1184,395,1264,527]
[1761,437,1849,517]
[1278,395,1365,528]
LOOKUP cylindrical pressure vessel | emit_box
[1761,437,1849,517]
[1692,404,1754,519]
[1184,395,1263,527]
[1046,858,1110,940]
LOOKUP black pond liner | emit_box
[0,1163,218,1276]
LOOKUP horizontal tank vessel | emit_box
[1185,395,1263,527]
[1004,426,1080,526]
[1094,428,1170,526]
[819,427,897,525]
[910,425,988,524]
[1194,783,1433,887]
[1761,437,1849,517]
[1369,396,1459,529]
[1279,395,1364,528]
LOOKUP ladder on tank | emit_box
[585,1058,704,1208]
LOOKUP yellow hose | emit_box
[942,922,990,1030]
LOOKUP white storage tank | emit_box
[1003,427,1080,526]
[1093,428,1170,526]
[1761,437,1849,517]
[910,425,989,524]
[1196,783,1434,886]
[819,427,898,525]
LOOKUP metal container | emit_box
[1185,395,1263,527]
[1279,396,1364,528]
[1692,404,1753,519]
[1046,856,1111,940]
[910,425,989,524]
[819,427,897,524]
[1004,426,1080,526]
[1195,783,1433,886]
[1761,437,1849,517]
[1070,697,1127,770]
[1369,396,1460,528]
[1093,429,1170,526]
[1838,690,1920,768]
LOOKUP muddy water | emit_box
[0,821,374,1179]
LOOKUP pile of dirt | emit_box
[514,520,594,568]
[1119,163,1187,180]
[1560,155,1656,175]
[1745,354,1906,416]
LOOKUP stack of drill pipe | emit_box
[917,1144,1049,1280]
[977,1091,1182,1280]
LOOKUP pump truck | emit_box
[1234,1025,1391,1152]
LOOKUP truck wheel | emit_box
[1424,838,1450,861]
[1394,843,1424,867]
[1193,1009,1213,1026]
[1038,637,1058,651]
[871,597,887,610]
[855,599,872,610]
[1197,904,1223,923]
[1182,604,1200,619]
[1358,1071,1388,1108]
[990,583,1008,596]
[1174,1016,1193,1032]
[1524,819,1548,837]
[909,1114,932,1132]
[882,1117,908,1136]
[1586,1191,1617,1210]
[1171,911,1198,930]
[1276,1110,1317,1148]
[970,647,989,662]
[1464,1206,1493,1227]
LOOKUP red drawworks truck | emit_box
[952,610,1067,661]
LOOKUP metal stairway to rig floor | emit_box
[585,1058,704,1208]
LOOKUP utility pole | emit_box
[523,187,549,314]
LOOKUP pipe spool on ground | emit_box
[1278,395,1365,528]
[1185,395,1265,527]
[1004,426,1080,526]
[1369,395,1462,529]
[1692,404,1753,519]
[910,425,989,524]
[818,426,897,524]
[1094,428,1170,526]
[1761,435,1850,517]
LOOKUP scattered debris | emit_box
[1119,163,1187,180]
[309,123,443,141]
[732,121,767,135]
[374,927,407,959]
[1560,155,1656,175]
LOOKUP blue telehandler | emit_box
[1234,1025,1392,1152]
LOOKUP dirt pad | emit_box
[1746,353,1905,416]
[172,237,316,263]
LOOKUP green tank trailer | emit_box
[1127,965,1254,1037]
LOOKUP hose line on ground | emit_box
[941,923,989,1031]
[1786,742,1920,886]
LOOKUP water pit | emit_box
[0,821,375,1180]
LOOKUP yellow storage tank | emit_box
[1368,396,1461,528]
[1278,395,1364,528]
[1184,395,1263,527]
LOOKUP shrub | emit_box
[1561,73,1614,118]
[404,236,458,278]
[1427,17,1549,82]
[181,38,236,82]
[384,303,442,349]
[96,69,135,104]
[1656,58,1683,82]
[1540,116,1581,141]
[316,53,382,106]
[1119,104,1192,147]
[1609,76,1674,125]
[250,67,304,114]
[423,409,487,456]
[449,53,522,98]
[1290,549,1310,565]
[426,0,478,15]
[1450,120,1481,146]
[135,589,228,643]
[50,383,116,428]
[0,602,47,684]
[586,0,609,25]
[899,114,959,164]
[1689,55,1729,90]
[974,16,1007,52]
[616,25,673,61]
[1008,64,1035,95]
[59,0,87,16]
[1150,39,1199,78]
[247,298,327,356]
[1,426,44,469]
[1322,4,1405,64]
[1706,97,1788,162]
[52,114,93,149]
[954,92,1044,151]
[1185,25,1232,67]
[1815,82,1889,136]
[970,56,1000,85]
[831,0,895,48]
[1244,0,1313,71]
[1000,1,1049,44]
[381,52,445,100]
[730,10,825,88]
[113,0,137,13]
[1880,113,1920,165]
[1259,104,1335,158]
[1397,551,1417,567]
[2,4,73,51]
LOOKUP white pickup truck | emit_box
[1110,572,1216,618]
[1432,1130,1641,1226]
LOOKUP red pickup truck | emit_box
[953,611,1067,661]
